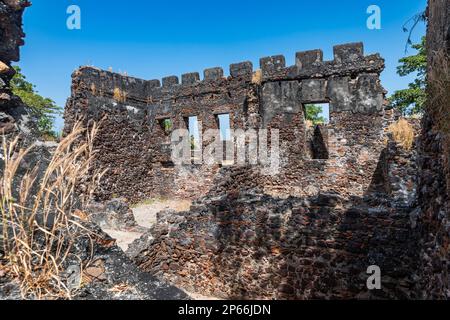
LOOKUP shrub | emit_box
[388,118,415,150]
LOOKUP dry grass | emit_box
[388,118,416,150]
[0,121,106,299]
[428,49,450,135]
[113,87,127,103]
[252,69,262,85]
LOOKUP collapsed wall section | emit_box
[128,191,421,299]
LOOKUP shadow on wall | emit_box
[208,192,420,299]
[310,125,329,160]
[131,153,422,299]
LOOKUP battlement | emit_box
[74,42,384,104]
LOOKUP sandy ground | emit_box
[104,199,192,251]
[132,199,192,228]
[102,229,143,251]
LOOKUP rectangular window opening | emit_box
[304,103,330,125]
[304,103,330,160]
[216,113,234,165]
[186,116,200,150]
[184,116,201,163]
[217,113,231,141]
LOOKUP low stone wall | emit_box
[128,191,420,299]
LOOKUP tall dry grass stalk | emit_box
[388,118,416,150]
[0,121,106,299]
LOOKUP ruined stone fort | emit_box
[0,0,447,301]
[63,36,449,299]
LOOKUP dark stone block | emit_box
[122,76,147,98]
[333,42,364,64]
[203,67,224,81]
[260,55,286,76]
[230,61,253,78]
[78,67,101,83]
[355,73,383,113]
[261,80,301,125]
[300,79,327,102]
[162,75,179,87]
[296,49,323,69]
[181,72,200,85]
[327,76,352,112]
[147,79,161,89]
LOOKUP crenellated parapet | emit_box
[261,42,384,80]
[73,42,385,114]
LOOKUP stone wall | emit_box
[65,42,389,203]
[125,118,421,299]
[415,0,450,299]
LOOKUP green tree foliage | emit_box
[305,104,326,125]
[389,37,427,115]
[163,119,172,132]
[10,66,62,138]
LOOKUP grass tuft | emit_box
[0,121,106,299]
[113,87,127,103]
[252,70,262,85]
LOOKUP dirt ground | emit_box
[104,199,192,251]
[132,199,192,228]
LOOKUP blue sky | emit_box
[17,0,427,132]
